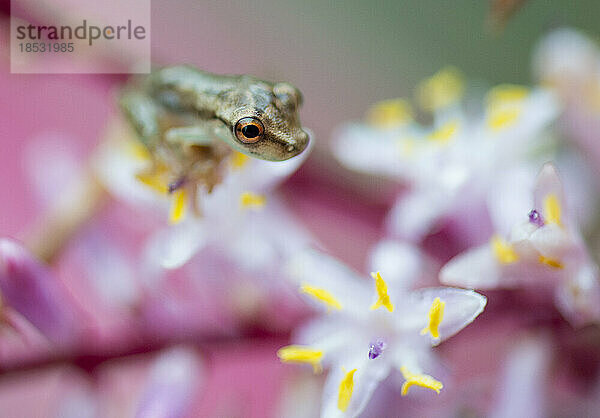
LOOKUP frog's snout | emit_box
[289,129,310,156]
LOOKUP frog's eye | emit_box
[234,117,264,144]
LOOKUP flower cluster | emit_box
[95,125,313,272]
[332,67,561,242]
[441,163,600,326]
[4,22,600,418]
[278,248,486,417]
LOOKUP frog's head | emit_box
[216,80,310,161]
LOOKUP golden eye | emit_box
[234,117,264,144]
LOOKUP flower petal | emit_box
[555,262,600,326]
[367,240,423,293]
[93,135,165,210]
[486,166,536,237]
[440,245,502,289]
[320,356,390,418]
[293,317,357,363]
[134,347,203,418]
[0,239,87,346]
[331,123,417,179]
[386,190,450,242]
[286,249,371,315]
[532,28,599,88]
[533,163,567,225]
[395,287,487,344]
[528,224,575,261]
[490,336,550,418]
[225,198,313,274]
[143,220,207,271]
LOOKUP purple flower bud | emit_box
[368,339,386,360]
[0,239,87,346]
[528,209,544,227]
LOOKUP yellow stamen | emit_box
[491,235,519,264]
[135,172,169,194]
[300,283,343,311]
[277,345,323,373]
[169,189,187,224]
[337,368,357,412]
[420,297,445,339]
[416,67,464,112]
[486,84,529,106]
[539,255,564,269]
[487,108,521,131]
[400,366,443,395]
[240,192,266,209]
[230,152,250,170]
[124,140,152,161]
[428,120,459,144]
[485,85,529,131]
[370,272,394,312]
[543,194,562,226]
[366,99,413,128]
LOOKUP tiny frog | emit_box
[119,65,310,213]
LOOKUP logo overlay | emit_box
[10,0,151,74]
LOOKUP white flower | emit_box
[331,68,560,242]
[440,163,600,326]
[94,126,314,276]
[532,27,600,104]
[533,28,600,179]
[278,248,486,418]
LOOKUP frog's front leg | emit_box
[164,119,232,147]
[163,121,233,215]
[164,125,215,147]
[119,90,163,147]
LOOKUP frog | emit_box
[118,65,310,214]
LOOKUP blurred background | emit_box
[4,0,600,253]
[1,0,600,417]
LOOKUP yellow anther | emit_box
[135,172,169,194]
[539,255,564,269]
[420,297,445,339]
[124,140,152,161]
[240,192,266,209]
[416,67,465,112]
[300,283,343,311]
[543,194,562,226]
[400,366,443,396]
[491,235,519,264]
[487,108,521,131]
[428,120,459,144]
[277,345,323,373]
[366,99,413,128]
[337,368,357,412]
[169,189,187,224]
[370,272,394,312]
[230,152,250,170]
[485,85,529,131]
[486,84,529,107]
